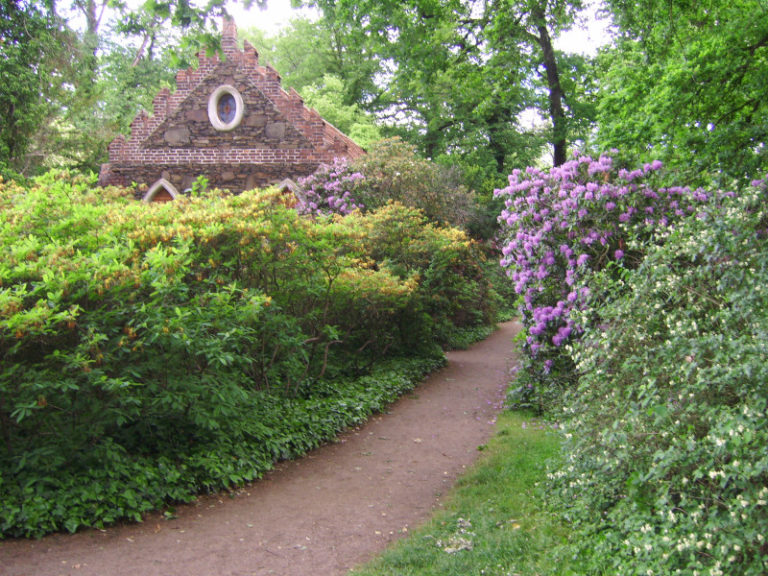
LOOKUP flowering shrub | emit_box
[297,157,365,216]
[0,172,494,537]
[549,180,768,575]
[495,153,711,409]
[351,138,477,229]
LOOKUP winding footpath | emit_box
[1,321,521,576]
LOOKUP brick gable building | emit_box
[98,19,365,201]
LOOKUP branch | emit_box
[95,0,109,33]
[132,32,152,66]
[318,340,342,379]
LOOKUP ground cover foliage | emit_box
[498,158,768,574]
[0,172,497,538]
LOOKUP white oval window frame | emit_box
[208,85,245,131]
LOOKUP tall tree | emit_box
[597,0,768,184]
[300,0,592,174]
[486,0,584,166]
[0,0,70,173]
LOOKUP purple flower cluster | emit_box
[495,152,710,365]
[297,158,365,217]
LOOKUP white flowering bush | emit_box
[548,179,768,575]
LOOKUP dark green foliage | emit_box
[0,353,444,538]
[441,324,497,351]
[0,0,62,171]
[0,173,494,538]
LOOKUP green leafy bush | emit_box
[352,138,478,230]
[548,181,768,575]
[0,171,494,537]
[294,138,493,239]
[358,202,498,348]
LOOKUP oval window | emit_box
[208,85,244,131]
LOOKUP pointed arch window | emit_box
[143,178,180,203]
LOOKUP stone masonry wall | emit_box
[108,163,321,199]
[143,60,311,151]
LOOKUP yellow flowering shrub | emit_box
[0,171,495,537]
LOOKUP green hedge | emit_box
[0,171,495,537]
[549,184,768,575]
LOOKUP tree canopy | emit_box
[1,0,64,173]
[242,19,382,149]
[595,0,768,185]
[296,0,596,176]
[1,0,765,187]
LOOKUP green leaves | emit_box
[0,173,492,538]
[306,0,593,178]
[0,1,63,171]
[548,181,768,574]
[597,0,768,185]
[301,75,383,148]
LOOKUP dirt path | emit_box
[1,321,520,576]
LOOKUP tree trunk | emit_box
[132,31,154,66]
[76,0,107,56]
[487,108,509,174]
[533,8,567,166]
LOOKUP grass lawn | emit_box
[350,410,567,576]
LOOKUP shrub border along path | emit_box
[0,322,520,576]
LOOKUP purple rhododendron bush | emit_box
[499,155,768,574]
[495,153,713,409]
